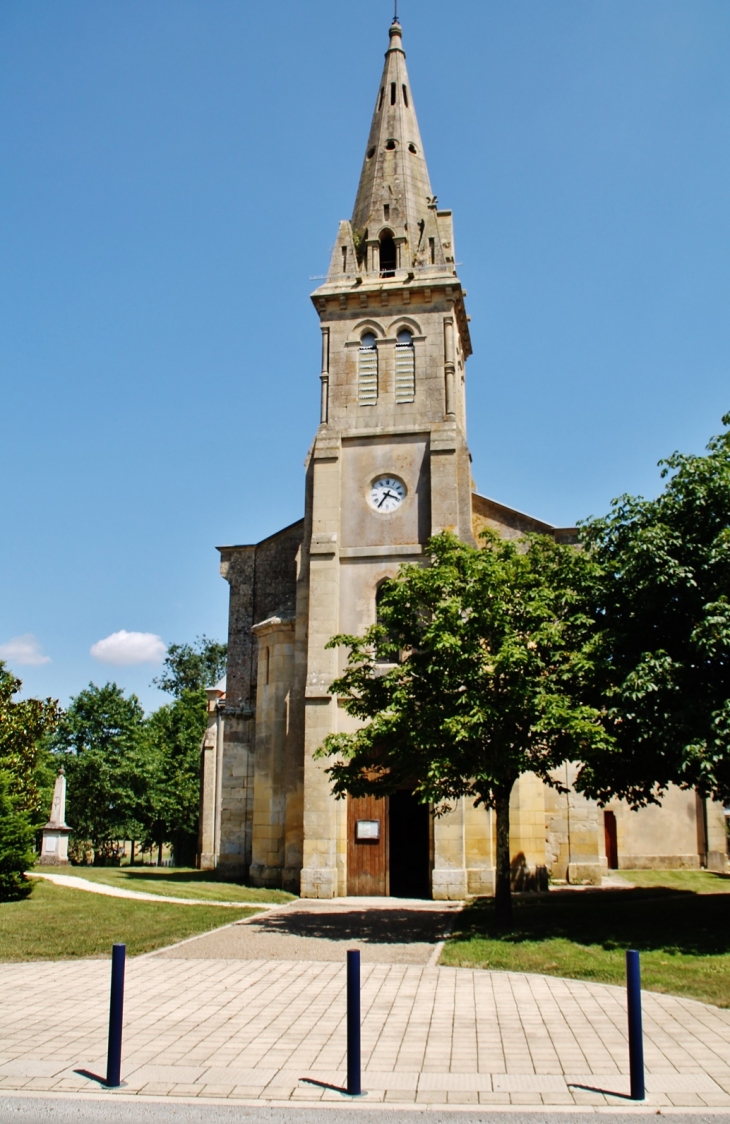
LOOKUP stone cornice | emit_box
[311,278,472,358]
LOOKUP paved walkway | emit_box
[2,930,730,1110]
[27,872,274,909]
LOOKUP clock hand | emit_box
[378,490,396,508]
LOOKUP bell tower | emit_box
[300,17,475,898]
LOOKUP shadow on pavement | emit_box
[244,906,454,945]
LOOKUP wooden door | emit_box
[604,810,618,869]
[347,794,388,896]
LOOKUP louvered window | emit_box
[358,333,378,405]
[395,329,415,403]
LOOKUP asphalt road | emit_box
[0,1099,727,1124]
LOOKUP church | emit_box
[198,17,727,896]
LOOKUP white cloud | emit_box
[90,631,166,666]
[0,634,51,666]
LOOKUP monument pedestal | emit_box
[39,827,71,865]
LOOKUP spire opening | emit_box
[350,17,435,265]
[379,231,396,276]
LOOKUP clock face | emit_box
[369,476,406,512]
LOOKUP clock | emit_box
[369,476,406,512]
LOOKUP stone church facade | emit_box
[198,19,727,895]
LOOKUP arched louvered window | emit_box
[395,329,415,403]
[358,332,378,405]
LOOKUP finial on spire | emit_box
[392,0,400,25]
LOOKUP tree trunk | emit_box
[494,786,514,929]
[130,840,135,866]
[157,841,163,866]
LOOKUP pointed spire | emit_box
[320,19,458,286]
[349,20,448,277]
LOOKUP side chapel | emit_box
[198,18,727,896]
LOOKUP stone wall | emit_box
[214,520,304,876]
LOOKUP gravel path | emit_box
[156,898,462,964]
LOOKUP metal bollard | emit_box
[626,949,645,1100]
[346,949,362,1096]
[106,943,126,1087]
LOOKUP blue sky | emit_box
[1,0,729,712]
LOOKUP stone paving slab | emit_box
[1,957,730,1108]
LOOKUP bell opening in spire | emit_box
[379,231,396,277]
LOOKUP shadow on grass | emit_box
[451,886,730,956]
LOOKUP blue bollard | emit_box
[106,943,126,1087]
[626,949,645,1100]
[347,949,361,1096]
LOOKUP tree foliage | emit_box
[153,636,227,698]
[52,683,145,864]
[0,662,60,898]
[0,661,60,820]
[578,414,730,808]
[137,689,208,865]
[0,770,35,901]
[318,531,610,924]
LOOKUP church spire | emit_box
[324,19,455,282]
[351,19,436,268]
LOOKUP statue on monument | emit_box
[39,767,72,866]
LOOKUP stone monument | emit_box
[39,768,71,865]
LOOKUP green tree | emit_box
[52,683,145,864]
[152,636,227,697]
[0,771,35,901]
[139,689,207,866]
[0,661,61,821]
[577,414,730,809]
[0,663,60,897]
[318,531,610,926]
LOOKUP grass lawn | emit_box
[442,874,730,1008]
[1,878,260,960]
[39,865,294,904]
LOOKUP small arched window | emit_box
[395,329,415,404]
[358,332,378,406]
[379,232,396,276]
